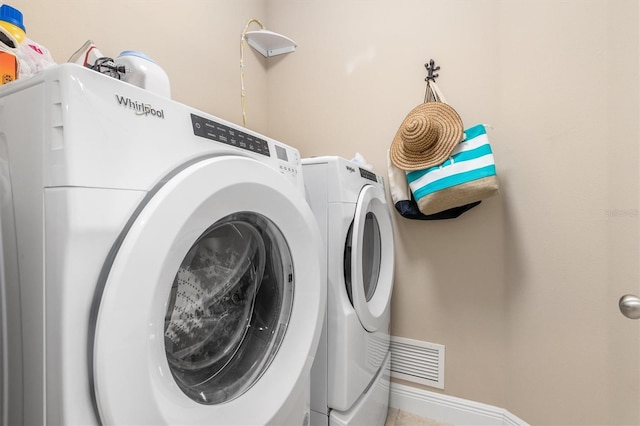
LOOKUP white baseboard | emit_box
[389,383,529,426]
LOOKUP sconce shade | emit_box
[245,30,296,57]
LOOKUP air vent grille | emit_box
[390,336,445,389]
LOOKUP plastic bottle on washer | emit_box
[115,50,171,98]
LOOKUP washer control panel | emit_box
[276,145,300,179]
[191,113,270,157]
[191,113,301,185]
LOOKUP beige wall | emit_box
[6,0,640,424]
[266,1,640,424]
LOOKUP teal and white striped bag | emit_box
[406,124,499,215]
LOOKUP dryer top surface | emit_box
[302,155,385,204]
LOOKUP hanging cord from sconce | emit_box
[240,18,265,127]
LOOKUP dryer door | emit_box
[345,184,394,332]
[91,156,324,425]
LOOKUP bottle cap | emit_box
[118,50,157,64]
[0,5,25,43]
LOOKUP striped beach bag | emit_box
[406,124,499,215]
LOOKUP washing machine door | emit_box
[91,155,323,425]
[345,183,394,332]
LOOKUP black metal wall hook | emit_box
[424,59,440,81]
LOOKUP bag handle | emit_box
[423,80,448,104]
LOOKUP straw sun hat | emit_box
[389,102,464,171]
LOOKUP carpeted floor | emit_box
[385,408,454,426]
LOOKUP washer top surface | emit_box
[0,63,303,194]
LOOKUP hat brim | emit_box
[390,102,464,171]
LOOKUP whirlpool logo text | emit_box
[115,95,165,118]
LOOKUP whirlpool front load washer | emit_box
[0,63,326,425]
[302,157,394,426]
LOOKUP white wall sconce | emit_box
[240,18,296,126]
[245,29,296,58]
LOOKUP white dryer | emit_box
[302,157,394,426]
[0,63,326,425]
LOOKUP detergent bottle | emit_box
[0,4,25,48]
[0,4,24,84]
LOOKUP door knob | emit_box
[619,294,640,319]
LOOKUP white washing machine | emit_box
[0,63,326,425]
[302,157,394,426]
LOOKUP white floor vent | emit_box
[390,336,445,389]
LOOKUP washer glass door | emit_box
[91,155,323,426]
[344,184,394,332]
[164,212,293,405]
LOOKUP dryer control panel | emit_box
[359,168,378,183]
